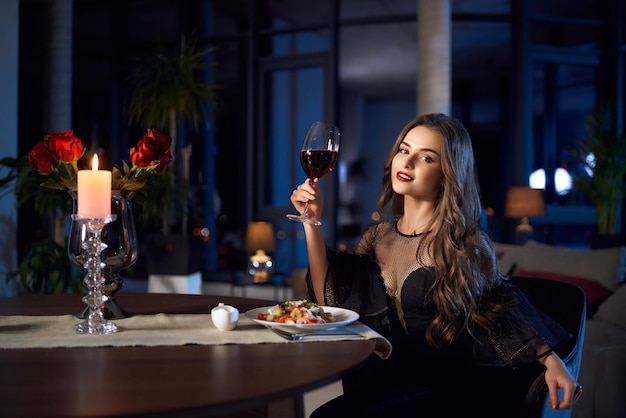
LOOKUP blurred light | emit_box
[339,160,347,184]
[554,167,572,195]
[505,187,545,244]
[529,169,546,189]
[245,222,276,283]
[528,168,572,196]
[192,227,211,242]
[505,187,546,219]
[585,153,596,177]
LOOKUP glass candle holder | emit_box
[72,214,118,335]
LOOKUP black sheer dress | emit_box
[307,222,571,418]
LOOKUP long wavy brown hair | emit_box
[377,113,508,347]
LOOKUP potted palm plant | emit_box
[127,31,218,275]
[573,107,626,247]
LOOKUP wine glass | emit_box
[286,121,340,226]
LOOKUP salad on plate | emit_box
[256,300,334,324]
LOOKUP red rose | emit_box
[44,130,85,163]
[130,128,173,169]
[28,142,59,174]
[153,149,173,172]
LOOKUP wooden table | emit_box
[0,293,376,418]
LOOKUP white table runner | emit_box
[0,314,391,359]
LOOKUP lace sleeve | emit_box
[305,245,392,333]
[472,279,572,368]
[305,223,380,305]
[354,223,378,257]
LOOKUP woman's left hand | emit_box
[542,353,582,410]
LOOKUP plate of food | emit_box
[245,300,359,332]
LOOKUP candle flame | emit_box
[92,154,99,171]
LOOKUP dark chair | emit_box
[510,275,587,418]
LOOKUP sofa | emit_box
[493,240,626,418]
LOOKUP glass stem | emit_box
[303,178,315,217]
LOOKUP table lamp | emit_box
[245,221,276,283]
[504,186,546,244]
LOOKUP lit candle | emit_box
[77,154,111,218]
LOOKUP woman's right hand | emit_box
[290,178,328,303]
[290,179,323,221]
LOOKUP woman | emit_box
[290,113,581,417]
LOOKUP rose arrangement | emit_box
[27,128,173,195]
[2,128,173,295]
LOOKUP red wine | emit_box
[300,150,338,179]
